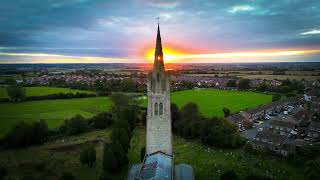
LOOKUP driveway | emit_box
[240,120,270,140]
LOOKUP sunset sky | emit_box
[0,0,319,63]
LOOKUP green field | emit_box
[128,127,304,180]
[0,86,95,99]
[0,97,112,137]
[0,127,304,179]
[140,89,272,118]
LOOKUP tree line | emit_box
[171,102,245,148]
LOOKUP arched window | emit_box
[154,103,158,115]
[159,103,163,115]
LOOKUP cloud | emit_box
[0,0,320,63]
[301,29,320,35]
[228,5,255,13]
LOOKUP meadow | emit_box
[0,97,112,137]
[0,86,95,99]
[0,88,271,137]
[0,127,304,179]
[140,89,272,118]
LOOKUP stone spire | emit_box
[153,22,165,74]
[155,23,163,57]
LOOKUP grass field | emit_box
[0,97,112,137]
[140,89,272,118]
[0,86,95,99]
[128,127,304,180]
[0,127,304,180]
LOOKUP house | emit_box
[252,130,295,156]
[294,109,312,121]
[269,118,297,137]
[307,121,320,140]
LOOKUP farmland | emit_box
[0,86,95,99]
[0,97,112,137]
[0,88,271,137]
[139,89,272,118]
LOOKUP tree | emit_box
[110,142,128,166]
[170,103,180,129]
[221,170,239,180]
[272,94,281,102]
[87,146,96,167]
[222,107,231,117]
[4,120,49,148]
[102,144,118,173]
[89,112,113,129]
[257,82,268,92]
[80,148,89,166]
[6,85,26,101]
[110,128,130,152]
[226,79,237,87]
[238,79,251,90]
[180,103,200,122]
[59,115,89,135]
[140,147,146,162]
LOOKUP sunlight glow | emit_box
[145,49,320,63]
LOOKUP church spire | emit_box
[153,21,165,74]
[155,22,163,57]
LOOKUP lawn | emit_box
[0,86,95,99]
[128,127,304,180]
[139,89,272,118]
[0,97,112,137]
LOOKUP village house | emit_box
[227,111,251,131]
[252,130,295,156]
[307,121,320,140]
[269,117,297,137]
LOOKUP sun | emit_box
[145,48,185,63]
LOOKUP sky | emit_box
[0,0,319,63]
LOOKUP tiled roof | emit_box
[139,151,173,180]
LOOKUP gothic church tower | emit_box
[146,23,172,155]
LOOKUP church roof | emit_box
[138,151,173,180]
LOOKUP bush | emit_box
[0,165,7,180]
[99,171,111,180]
[34,162,46,172]
[59,115,90,135]
[6,85,26,101]
[245,174,271,180]
[272,94,281,102]
[243,142,254,154]
[221,170,239,180]
[305,160,320,180]
[59,172,75,180]
[80,146,96,167]
[222,107,231,117]
[89,112,113,129]
[3,120,49,148]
